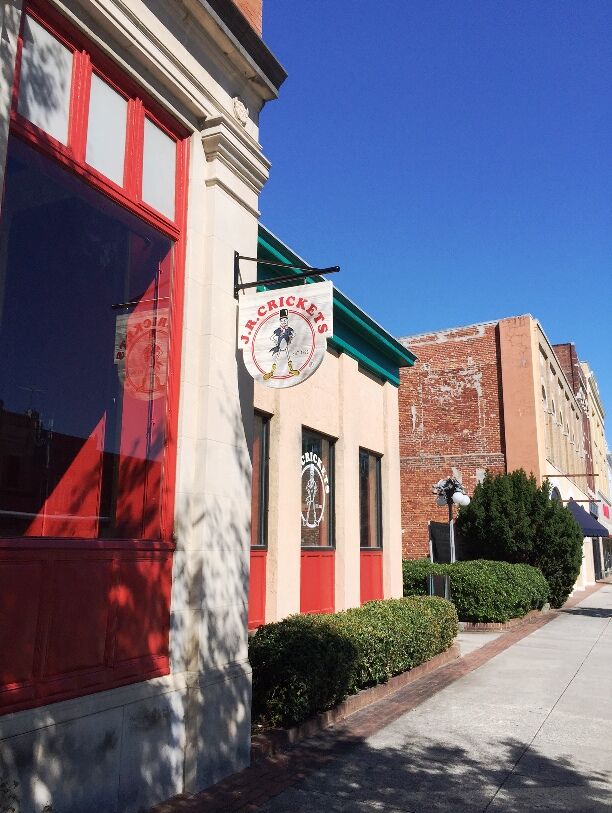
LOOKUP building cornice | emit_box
[203,0,287,93]
[202,115,270,195]
[58,0,282,134]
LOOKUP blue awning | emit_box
[566,499,610,538]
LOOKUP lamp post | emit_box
[432,477,471,563]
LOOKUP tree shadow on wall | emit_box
[0,17,255,811]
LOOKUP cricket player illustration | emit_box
[263,307,300,380]
[303,463,321,527]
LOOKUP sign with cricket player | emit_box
[238,281,334,388]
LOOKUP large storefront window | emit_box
[301,429,334,547]
[251,412,269,548]
[0,138,173,539]
[359,449,382,549]
[0,1,188,716]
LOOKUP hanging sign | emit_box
[238,281,333,388]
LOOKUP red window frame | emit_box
[8,0,190,544]
[0,0,190,713]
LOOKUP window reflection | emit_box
[0,137,173,540]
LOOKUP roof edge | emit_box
[257,225,416,371]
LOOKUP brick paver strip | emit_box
[150,581,606,813]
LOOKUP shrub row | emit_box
[249,596,458,728]
[402,559,549,623]
[456,471,583,608]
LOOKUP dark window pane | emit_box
[301,430,334,548]
[0,137,173,539]
[251,413,269,548]
[360,449,382,548]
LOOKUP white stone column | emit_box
[171,115,270,791]
[336,353,361,610]
[264,390,302,622]
[383,381,404,598]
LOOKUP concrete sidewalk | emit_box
[258,585,612,812]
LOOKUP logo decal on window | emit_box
[301,451,330,528]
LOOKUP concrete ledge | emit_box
[251,642,460,761]
[458,608,550,631]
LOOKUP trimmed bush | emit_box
[249,596,457,727]
[402,559,549,623]
[456,470,583,607]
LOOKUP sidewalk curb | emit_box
[458,607,549,631]
[251,641,461,761]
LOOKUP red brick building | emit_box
[398,315,596,562]
[398,320,506,558]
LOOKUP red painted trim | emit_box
[360,549,383,604]
[0,548,173,714]
[300,550,335,615]
[0,538,175,551]
[124,97,143,198]
[160,134,189,540]
[248,549,267,629]
[68,50,90,162]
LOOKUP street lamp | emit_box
[432,477,471,563]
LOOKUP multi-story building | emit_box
[398,315,609,588]
[0,1,286,810]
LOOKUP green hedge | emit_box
[402,559,549,623]
[249,596,458,728]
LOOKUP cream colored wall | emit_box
[582,363,609,503]
[498,316,544,479]
[539,346,589,498]
[254,350,404,623]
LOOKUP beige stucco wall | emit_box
[499,315,591,495]
[254,349,403,622]
[498,316,544,480]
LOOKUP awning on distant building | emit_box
[566,499,610,538]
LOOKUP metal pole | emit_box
[448,498,455,563]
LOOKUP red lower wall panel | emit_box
[300,550,335,614]
[248,549,267,630]
[0,540,173,714]
[360,550,383,604]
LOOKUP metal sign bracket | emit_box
[234,251,340,299]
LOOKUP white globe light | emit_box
[459,494,471,507]
[451,491,463,505]
[436,495,447,507]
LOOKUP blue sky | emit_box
[258,1,612,416]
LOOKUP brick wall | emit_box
[231,0,263,34]
[399,322,507,558]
